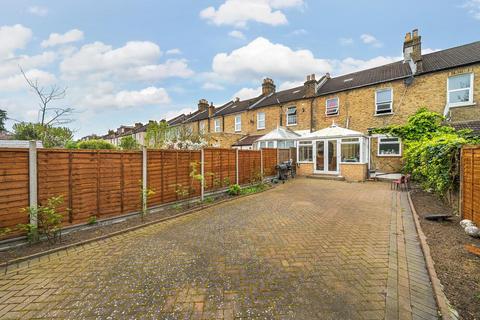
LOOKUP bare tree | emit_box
[20,67,74,126]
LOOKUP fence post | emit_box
[277,148,280,165]
[28,140,38,230]
[260,149,264,180]
[201,149,205,202]
[236,149,239,185]
[142,146,147,214]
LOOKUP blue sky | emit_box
[1,0,479,138]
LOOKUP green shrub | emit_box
[87,215,98,225]
[227,184,241,196]
[76,139,116,150]
[120,136,140,150]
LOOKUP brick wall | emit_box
[340,163,368,182]
[296,163,314,176]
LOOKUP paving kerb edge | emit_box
[407,191,454,320]
[1,181,280,274]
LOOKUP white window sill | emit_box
[447,102,476,108]
[257,128,266,130]
[374,112,394,117]
[325,113,339,117]
[377,154,402,157]
[340,162,366,165]
[286,123,297,127]
[298,161,313,164]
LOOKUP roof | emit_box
[185,109,210,122]
[214,96,264,116]
[0,131,14,140]
[168,114,187,126]
[299,124,365,139]
[450,120,480,136]
[0,140,43,148]
[256,127,300,141]
[231,134,264,146]
[317,41,480,96]
[253,86,306,109]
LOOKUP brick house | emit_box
[168,29,479,181]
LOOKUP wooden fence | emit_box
[461,146,480,225]
[0,146,279,240]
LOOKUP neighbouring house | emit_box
[96,29,480,181]
[0,131,14,140]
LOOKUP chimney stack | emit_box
[262,78,276,95]
[304,73,317,97]
[208,102,215,117]
[403,28,423,73]
[198,99,209,112]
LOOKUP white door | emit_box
[314,139,339,174]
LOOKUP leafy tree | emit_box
[76,139,116,150]
[120,135,140,150]
[0,109,6,131]
[145,120,169,148]
[13,122,73,148]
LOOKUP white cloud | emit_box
[289,29,307,36]
[0,52,56,78]
[229,30,246,39]
[127,59,194,81]
[339,37,354,46]
[360,33,382,48]
[233,86,262,100]
[82,86,171,109]
[0,69,56,92]
[211,37,331,81]
[0,24,33,58]
[28,6,48,16]
[162,107,195,121]
[41,29,84,48]
[332,55,402,75]
[60,41,161,78]
[463,0,480,19]
[166,48,182,55]
[279,80,303,90]
[200,0,304,28]
[202,82,225,90]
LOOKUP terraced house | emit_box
[108,29,480,181]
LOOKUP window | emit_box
[199,121,206,134]
[447,73,474,107]
[278,140,286,149]
[326,97,339,116]
[298,141,313,162]
[341,138,360,163]
[234,115,242,132]
[257,112,265,129]
[267,141,274,148]
[214,118,221,132]
[375,88,393,115]
[258,141,266,149]
[286,106,297,125]
[378,137,401,156]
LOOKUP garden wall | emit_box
[0,147,279,240]
[461,146,480,225]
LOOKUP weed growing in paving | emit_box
[87,215,98,225]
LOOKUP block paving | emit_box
[0,179,438,319]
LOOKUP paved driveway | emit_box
[0,179,438,319]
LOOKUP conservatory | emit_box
[254,127,300,149]
[296,124,370,181]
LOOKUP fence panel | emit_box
[462,146,480,225]
[238,150,261,184]
[0,149,29,237]
[262,148,277,177]
[204,148,236,190]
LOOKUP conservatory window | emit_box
[341,138,360,163]
[298,141,313,162]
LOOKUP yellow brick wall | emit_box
[296,163,313,176]
[340,163,368,182]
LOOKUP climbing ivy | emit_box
[373,108,479,200]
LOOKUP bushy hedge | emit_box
[73,139,117,150]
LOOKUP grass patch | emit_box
[240,183,268,195]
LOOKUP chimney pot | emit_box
[326,72,331,79]
[262,77,276,95]
[412,29,419,38]
[198,99,209,112]
[235,97,240,102]
[405,32,412,42]
[311,74,315,80]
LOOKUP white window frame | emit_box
[447,73,474,108]
[257,112,265,130]
[286,106,297,126]
[375,88,393,115]
[377,136,402,157]
[340,138,361,163]
[297,141,313,163]
[199,121,206,134]
[325,97,339,116]
[234,114,242,132]
[214,118,221,133]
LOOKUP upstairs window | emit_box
[375,88,393,115]
[378,137,401,156]
[326,97,339,116]
[199,121,206,134]
[214,118,221,132]
[257,112,265,129]
[234,115,242,132]
[447,73,474,107]
[286,106,297,126]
